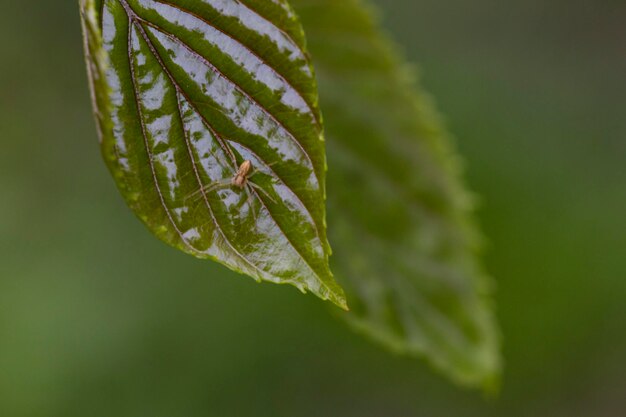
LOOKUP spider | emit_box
[189,160,277,216]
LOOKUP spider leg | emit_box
[244,186,258,222]
[249,181,278,204]
[248,161,278,179]
[248,168,259,179]
[186,179,231,202]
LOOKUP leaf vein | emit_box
[126,17,201,255]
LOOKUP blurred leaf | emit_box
[79,0,346,309]
[293,0,501,388]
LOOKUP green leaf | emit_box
[79,0,347,309]
[292,0,501,388]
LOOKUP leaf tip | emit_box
[335,297,349,312]
[326,286,349,311]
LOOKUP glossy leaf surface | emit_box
[293,0,501,387]
[80,0,346,309]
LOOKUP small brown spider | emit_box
[232,160,253,188]
[190,160,276,211]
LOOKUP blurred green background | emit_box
[1,0,625,415]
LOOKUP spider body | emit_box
[233,160,253,188]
